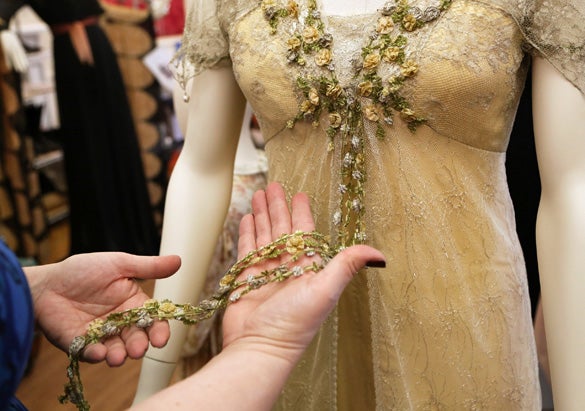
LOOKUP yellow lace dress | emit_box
[176,0,585,409]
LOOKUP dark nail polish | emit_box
[365,260,386,268]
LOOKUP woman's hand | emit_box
[24,253,181,366]
[132,183,384,410]
[222,182,385,365]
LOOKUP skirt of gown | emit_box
[52,23,159,255]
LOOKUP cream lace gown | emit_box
[177,0,584,409]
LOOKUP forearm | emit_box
[532,57,585,410]
[536,190,585,410]
[135,158,238,402]
[134,66,247,402]
[132,342,297,411]
[134,168,236,398]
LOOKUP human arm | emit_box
[532,57,585,410]
[131,182,385,410]
[22,253,181,365]
[132,65,247,402]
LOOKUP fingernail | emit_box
[365,260,386,268]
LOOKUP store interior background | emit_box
[0,1,187,265]
[0,1,553,409]
[1,2,193,409]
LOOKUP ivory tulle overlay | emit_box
[171,0,584,409]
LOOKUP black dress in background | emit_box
[506,72,541,317]
[1,0,159,255]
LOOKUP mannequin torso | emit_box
[134,0,585,408]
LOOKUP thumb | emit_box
[316,245,385,300]
[128,254,182,281]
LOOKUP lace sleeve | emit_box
[522,0,585,94]
[171,0,230,93]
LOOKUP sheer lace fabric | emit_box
[176,0,584,409]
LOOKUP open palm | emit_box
[221,183,383,363]
[29,252,180,365]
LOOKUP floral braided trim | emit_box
[59,231,336,411]
[262,0,452,247]
[265,0,453,135]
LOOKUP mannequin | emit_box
[531,59,585,408]
[134,62,266,396]
[134,0,585,408]
[177,104,267,377]
[173,80,268,376]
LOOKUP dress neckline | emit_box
[313,0,382,18]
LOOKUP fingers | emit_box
[316,245,385,300]
[128,254,182,281]
[81,321,169,366]
[121,327,151,360]
[147,320,170,348]
[84,336,127,366]
[266,182,292,239]
[251,182,294,247]
[238,214,257,260]
[291,192,315,232]
[82,343,107,364]
[101,331,134,367]
[89,335,148,366]
[251,189,272,247]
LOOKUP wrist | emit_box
[132,341,299,410]
[22,263,56,316]
[195,341,298,410]
[223,337,304,369]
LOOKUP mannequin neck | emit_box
[318,0,388,16]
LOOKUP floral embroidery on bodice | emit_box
[259,0,453,246]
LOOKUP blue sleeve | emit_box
[0,240,34,410]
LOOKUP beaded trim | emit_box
[60,231,337,411]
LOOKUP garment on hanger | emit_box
[0,0,159,256]
[177,0,584,409]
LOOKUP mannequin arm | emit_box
[532,57,585,410]
[133,66,246,403]
[0,30,28,73]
